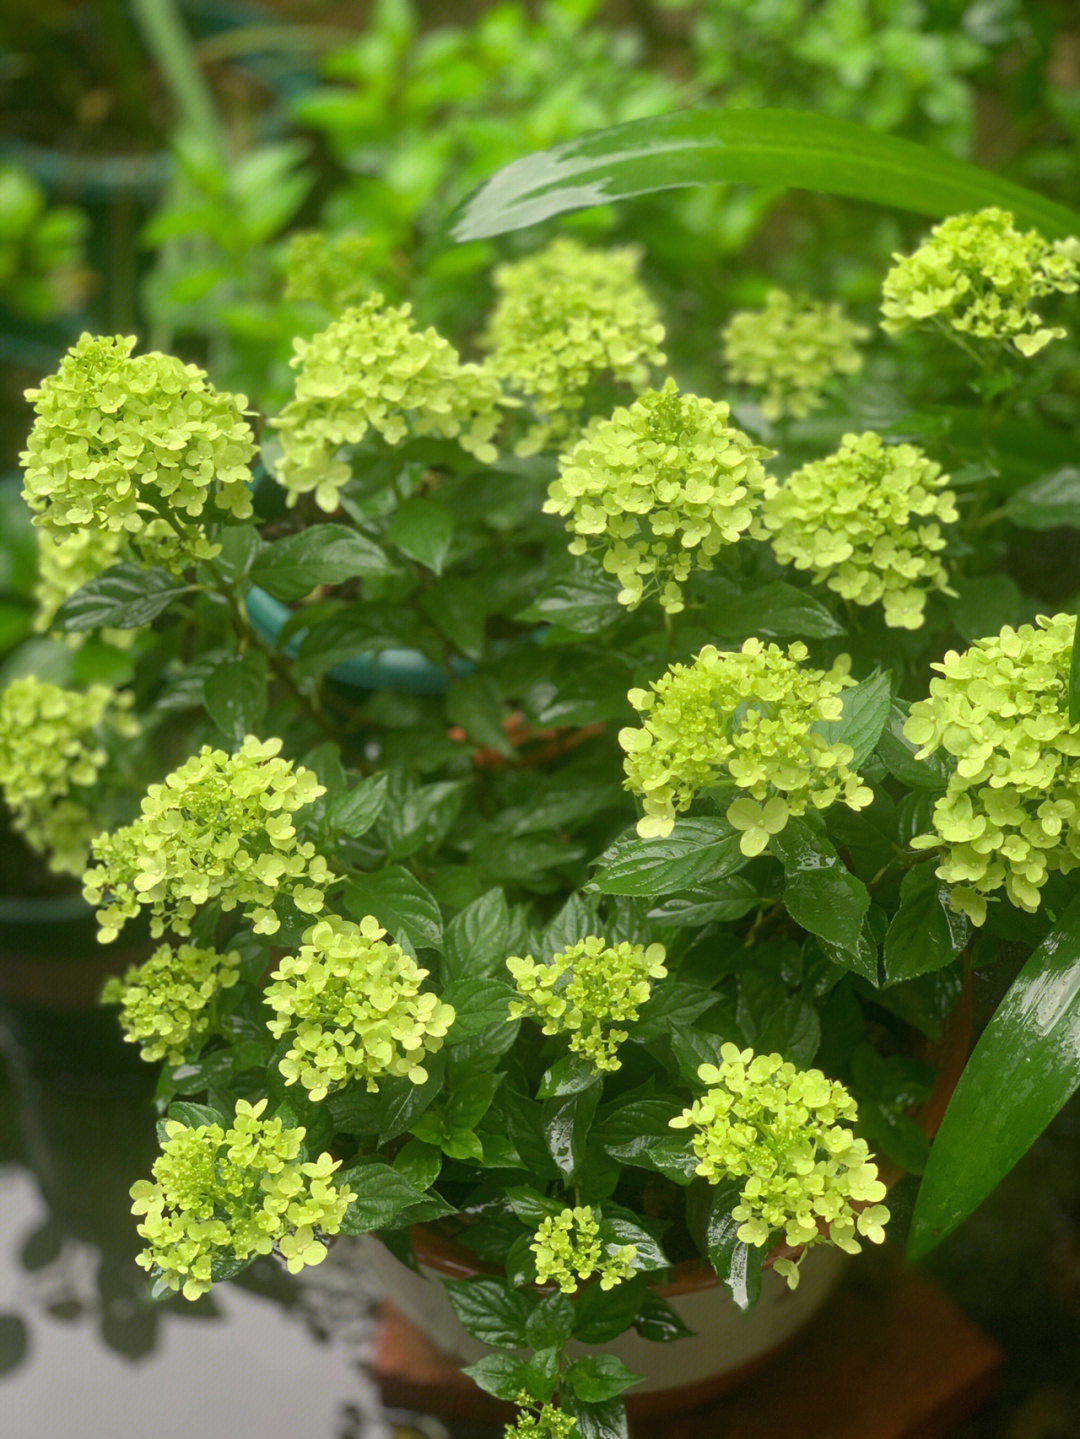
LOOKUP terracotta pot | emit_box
[359,978,974,1417]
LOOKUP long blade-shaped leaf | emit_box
[908,894,1080,1260]
[452,108,1080,242]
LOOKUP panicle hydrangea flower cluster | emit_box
[505,1405,580,1439]
[0,676,137,875]
[130,1098,355,1300]
[762,432,958,630]
[506,935,667,1072]
[270,296,506,511]
[480,237,666,455]
[530,1205,637,1295]
[905,614,1080,924]
[881,208,1080,357]
[283,230,372,310]
[619,641,872,849]
[83,735,333,943]
[21,333,254,572]
[670,1044,889,1289]
[102,943,242,1065]
[544,378,775,614]
[721,289,868,420]
[264,913,456,1101]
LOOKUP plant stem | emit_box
[129,0,226,165]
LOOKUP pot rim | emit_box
[406,970,975,1299]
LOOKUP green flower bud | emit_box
[102,943,242,1064]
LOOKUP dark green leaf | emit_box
[441,978,516,1044]
[708,580,844,640]
[633,1291,694,1343]
[55,564,188,630]
[877,702,953,790]
[388,496,455,574]
[377,775,469,861]
[647,877,759,926]
[460,1353,529,1401]
[525,1290,575,1349]
[444,1277,536,1349]
[337,1162,429,1234]
[203,652,268,744]
[250,524,396,601]
[446,673,513,754]
[814,671,892,769]
[564,1356,641,1404]
[506,1186,565,1226]
[1005,468,1080,530]
[328,772,389,838]
[452,108,1080,242]
[344,867,443,949]
[883,863,969,983]
[523,1346,561,1402]
[772,819,870,955]
[631,982,720,1045]
[538,1054,599,1099]
[561,1394,630,1439]
[602,1213,669,1271]
[909,893,1080,1260]
[393,1138,442,1191]
[591,819,746,897]
[571,1274,649,1344]
[443,888,511,981]
[544,1081,602,1180]
[518,566,623,634]
[598,1099,681,1161]
[947,575,1028,645]
[165,1101,228,1130]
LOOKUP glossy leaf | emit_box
[55,564,189,630]
[883,863,968,983]
[452,109,1080,242]
[343,867,443,950]
[444,1277,535,1349]
[250,524,396,601]
[441,978,516,1044]
[877,702,953,790]
[337,1162,429,1234]
[442,887,511,981]
[1005,468,1080,531]
[814,670,892,770]
[707,579,844,640]
[203,652,267,745]
[388,496,455,574]
[772,819,870,957]
[909,894,1080,1260]
[591,818,746,896]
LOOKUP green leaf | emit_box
[633,1291,694,1343]
[707,579,844,640]
[591,818,746,897]
[445,673,513,754]
[337,1162,429,1234]
[699,1180,764,1312]
[1005,468,1080,530]
[543,1081,602,1181]
[344,866,443,949]
[518,566,623,634]
[560,1394,630,1439]
[443,888,511,981]
[377,776,469,861]
[165,1101,228,1130]
[564,1355,641,1404]
[631,982,720,1045]
[452,108,1080,242]
[328,772,389,838]
[601,1212,669,1271]
[571,1274,650,1344]
[250,524,396,601]
[392,1138,442,1190]
[647,877,759,926]
[388,496,455,574]
[55,564,189,630]
[877,702,953,790]
[814,671,892,770]
[203,652,268,744]
[1071,617,1080,729]
[947,575,1028,645]
[883,863,969,983]
[525,1290,575,1349]
[538,1054,599,1099]
[441,978,516,1044]
[772,819,870,955]
[598,1099,681,1161]
[443,1277,536,1348]
[909,894,1080,1260]
[460,1353,530,1402]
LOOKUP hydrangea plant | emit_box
[11,186,1080,1438]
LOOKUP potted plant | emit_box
[7,111,1080,1431]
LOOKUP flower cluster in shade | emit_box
[530,1205,637,1295]
[130,1099,355,1300]
[264,913,456,1101]
[0,677,136,875]
[545,378,775,613]
[505,1405,580,1439]
[670,1045,889,1289]
[102,943,242,1065]
[506,935,667,1073]
[881,208,1080,357]
[905,613,1080,924]
[283,230,373,311]
[83,736,333,943]
[619,640,873,849]
[762,432,958,630]
[480,237,666,456]
[721,289,868,420]
[270,296,505,511]
[21,333,254,572]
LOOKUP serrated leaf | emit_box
[772,819,870,955]
[631,982,720,1045]
[877,702,953,790]
[883,863,969,982]
[441,978,516,1044]
[709,580,845,640]
[55,565,188,630]
[647,876,759,926]
[344,867,443,949]
[388,496,455,573]
[560,1394,630,1439]
[328,772,389,838]
[460,1353,530,1401]
[444,1277,536,1348]
[443,888,511,981]
[203,652,268,744]
[336,1161,429,1234]
[543,1081,602,1181]
[814,671,892,769]
[250,524,396,601]
[591,819,746,897]
[564,1355,641,1404]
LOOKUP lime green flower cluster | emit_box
[544,378,775,613]
[530,1205,637,1295]
[481,237,666,455]
[83,736,333,943]
[271,297,505,511]
[0,676,136,874]
[619,641,872,848]
[102,943,242,1065]
[762,432,958,629]
[505,1404,580,1439]
[905,614,1080,924]
[721,289,868,420]
[264,913,456,1101]
[881,208,1080,357]
[21,334,254,572]
[130,1098,355,1300]
[506,935,667,1072]
[283,230,372,310]
[670,1044,889,1289]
